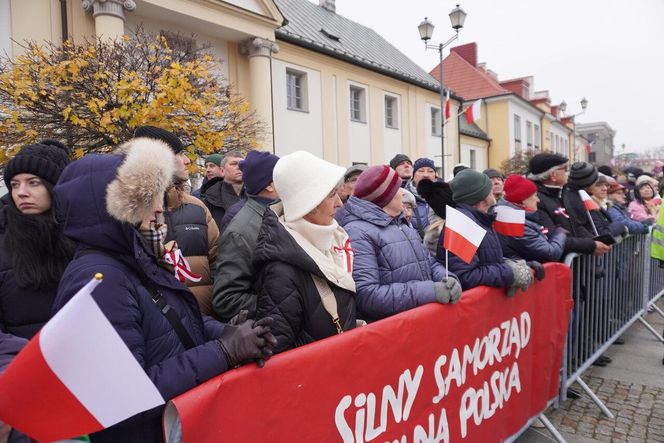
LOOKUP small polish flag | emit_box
[579,190,599,211]
[443,205,487,264]
[493,206,526,237]
[0,275,165,442]
[444,88,451,120]
[586,141,594,154]
[465,99,482,124]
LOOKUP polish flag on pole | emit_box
[493,206,526,237]
[465,99,482,124]
[443,205,487,264]
[579,190,599,211]
[586,140,594,154]
[444,88,451,120]
[0,275,164,442]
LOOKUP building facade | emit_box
[577,122,616,165]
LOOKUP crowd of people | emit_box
[0,127,661,442]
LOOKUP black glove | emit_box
[526,261,545,281]
[218,315,277,368]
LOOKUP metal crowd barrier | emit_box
[558,233,664,419]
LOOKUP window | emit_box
[469,149,476,169]
[160,31,197,61]
[431,107,441,136]
[514,115,521,151]
[384,96,398,128]
[526,121,533,148]
[588,152,596,162]
[286,69,307,111]
[350,86,366,122]
[534,124,541,149]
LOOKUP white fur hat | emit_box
[106,138,175,224]
[273,151,345,222]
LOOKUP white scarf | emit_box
[281,216,356,293]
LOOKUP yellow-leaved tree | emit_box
[0,28,263,164]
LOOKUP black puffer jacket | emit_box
[199,178,243,230]
[535,182,596,255]
[253,208,356,354]
[0,207,59,339]
[563,188,626,239]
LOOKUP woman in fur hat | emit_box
[254,151,357,354]
[0,140,75,341]
[52,138,276,443]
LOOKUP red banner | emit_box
[167,263,572,442]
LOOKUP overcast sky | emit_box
[334,0,664,155]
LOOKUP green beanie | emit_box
[205,154,223,166]
[451,169,492,205]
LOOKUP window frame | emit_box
[349,85,367,123]
[384,95,399,129]
[286,69,308,112]
[431,107,441,137]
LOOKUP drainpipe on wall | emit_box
[60,0,68,43]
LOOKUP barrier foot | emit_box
[637,317,664,343]
[538,414,568,443]
[650,303,664,320]
[575,378,614,419]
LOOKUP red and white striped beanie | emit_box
[353,165,401,208]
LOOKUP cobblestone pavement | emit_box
[546,376,664,442]
[517,298,664,443]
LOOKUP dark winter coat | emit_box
[342,197,451,321]
[0,208,59,340]
[53,154,228,443]
[436,204,514,290]
[164,187,219,315]
[212,197,272,322]
[562,187,625,239]
[0,331,26,373]
[406,181,430,238]
[534,182,596,255]
[608,203,649,234]
[253,208,356,354]
[199,178,243,230]
[496,200,566,263]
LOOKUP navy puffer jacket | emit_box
[436,204,514,290]
[53,154,227,443]
[496,200,567,262]
[342,197,451,321]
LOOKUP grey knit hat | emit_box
[568,162,598,189]
[451,168,492,205]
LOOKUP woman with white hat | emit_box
[254,151,357,354]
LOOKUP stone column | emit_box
[81,0,135,40]
[241,37,279,151]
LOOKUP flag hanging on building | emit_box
[0,275,165,442]
[444,88,451,120]
[493,206,526,237]
[579,190,599,211]
[443,205,487,264]
[465,99,482,124]
[586,140,595,154]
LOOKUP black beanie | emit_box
[4,139,71,187]
[133,126,184,154]
[389,154,412,170]
[528,153,568,175]
[597,165,613,177]
[568,162,598,189]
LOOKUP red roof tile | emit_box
[430,51,509,101]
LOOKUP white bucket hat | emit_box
[273,151,345,222]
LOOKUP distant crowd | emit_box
[0,127,661,442]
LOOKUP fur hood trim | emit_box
[106,138,174,224]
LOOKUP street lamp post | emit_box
[418,4,467,179]
[560,97,588,161]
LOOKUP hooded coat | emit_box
[253,206,356,354]
[342,197,451,321]
[53,140,228,443]
[436,204,514,290]
[496,200,566,262]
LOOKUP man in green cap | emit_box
[205,154,224,181]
